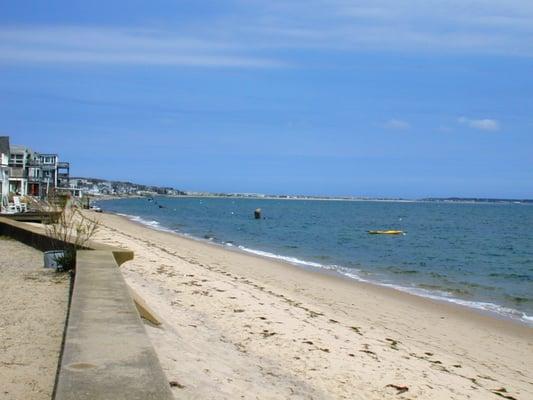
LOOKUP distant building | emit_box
[66,176,185,197]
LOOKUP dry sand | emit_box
[0,237,69,400]
[90,212,532,399]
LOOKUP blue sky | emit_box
[0,0,532,198]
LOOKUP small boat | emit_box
[368,230,404,235]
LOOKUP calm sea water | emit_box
[97,197,533,325]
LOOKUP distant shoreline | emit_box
[90,193,533,205]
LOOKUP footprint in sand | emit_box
[261,330,277,338]
[350,326,363,335]
[385,338,400,350]
[169,380,185,389]
[360,344,379,360]
[360,349,378,359]
[385,384,409,394]
[491,388,517,400]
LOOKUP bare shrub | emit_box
[45,206,100,272]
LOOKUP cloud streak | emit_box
[1,1,532,68]
[458,117,500,131]
[384,119,410,130]
[234,0,533,56]
[0,27,285,68]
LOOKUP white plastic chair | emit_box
[13,196,28,212]
[1,196,17,214]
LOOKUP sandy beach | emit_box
[86,211,532,399]
[0,237,69,400]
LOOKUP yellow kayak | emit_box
[368,230,404,235]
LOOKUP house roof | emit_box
[0,136,10,156]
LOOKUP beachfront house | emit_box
[57,160,70,188]
[28,153,71,197]
[0,136,10,203]
[5,137,72,198]
[33,153,58,196]
[8,144,32,196]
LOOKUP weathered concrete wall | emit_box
[54,251,173,400]
[0,216,74,252]
[0,216,133,265]
[0,217,172,400]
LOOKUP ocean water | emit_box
[97,197,533,325]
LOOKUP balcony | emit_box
[8,163,24,169]
[8,167,27,179]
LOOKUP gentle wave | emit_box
[237,245,326,268]
[377,283,533,325]
[116,213,176,233]
[114,211,533,326]
[236,244,533,325]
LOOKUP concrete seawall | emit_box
[54,251,173,400]
[0,217,173,400]
[0,216,133,265]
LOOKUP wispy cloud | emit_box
[384,119,410,130]
[0,27,285,68]
[235,0,533,56]
[1,1,532,69]
[458,117,500,131]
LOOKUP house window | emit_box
[9,154,24,167]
